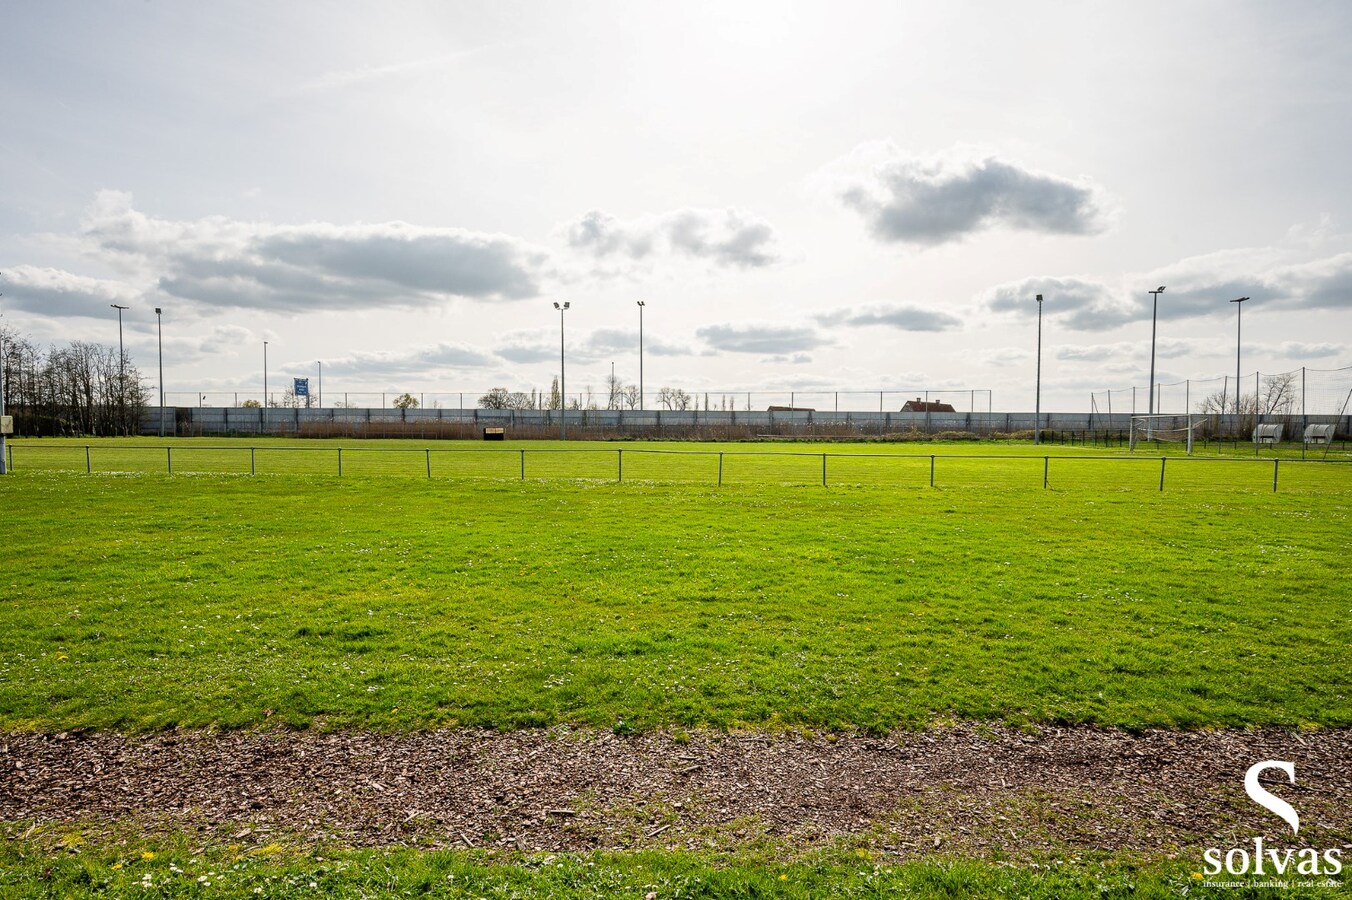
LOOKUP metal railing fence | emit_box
[6,444,1350,492]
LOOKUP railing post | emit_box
[718,452,723,486]
[930,454,935,487]
[426,448,431,479]
[338,447,343,476]
[86,445,91,474]
[251,447,256,476]
[1043,456,1049,489]
[822,453,827,487]
[520,448,525,480]
[167,447,172,475]
[1159,456,1166,491]
[1273,458,1279,493]
[618,448,623,483]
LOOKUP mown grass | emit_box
[0,831,1310,900]
[1,439,1348,733]
[5,434,1349,487]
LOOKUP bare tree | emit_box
[6,337,147,436]
[657,386,692,410]
[1259,372,1297,416]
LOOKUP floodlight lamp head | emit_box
[1036,294,1043,303]
[1156,286,1165,293]
[155,307,162,315]
[1232,296,1249,304]
[637,300,645,307]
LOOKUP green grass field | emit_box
[3,437,1349,897]
[0,839,1276,900]
[2,437,1348,733]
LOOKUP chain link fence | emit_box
[1091,365,1352,437]
[163,388,994,414]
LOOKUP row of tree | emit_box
[478,377,713,411]
[1,329,148,436]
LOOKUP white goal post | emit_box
[1129,414,1206,454]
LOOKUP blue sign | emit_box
[294,378,309,397]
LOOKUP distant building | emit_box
[901,398,956,413]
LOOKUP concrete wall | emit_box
[140,406,1352,438]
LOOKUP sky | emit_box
[2,0,1350,412]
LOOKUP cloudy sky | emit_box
[2,0,1350,411]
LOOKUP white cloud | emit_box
[579,327,692,358]
[816,303,962,332]
[820,142,1111,246]
[493,329,558,365]
[980,248,1352,332]
[324,343,498,377]
[198,324,254,354]
[1276,340,1344,358]
[77,191,550,314]
[984,347,1032,368]
[492,325,696,366]
[1270,252,1352,310]
[0,264,139,317]
[562,207,780,269]
[695,322,827,354]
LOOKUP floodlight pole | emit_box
[554,301,569,439]
[155,307,164,437]
[318,360,323,408]
[1232,296,1249,421]
[1147,286,1165,415]
[263,340,269,408]
[1034,294,1043,445]
[111,304,129,434]
[637,300,645,411]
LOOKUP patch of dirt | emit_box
[3,726,1349,860]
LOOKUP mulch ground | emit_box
[4,726,1349,860]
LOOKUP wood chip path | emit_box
[4,726,1349,859]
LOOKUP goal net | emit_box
[1129,414,1205,454]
